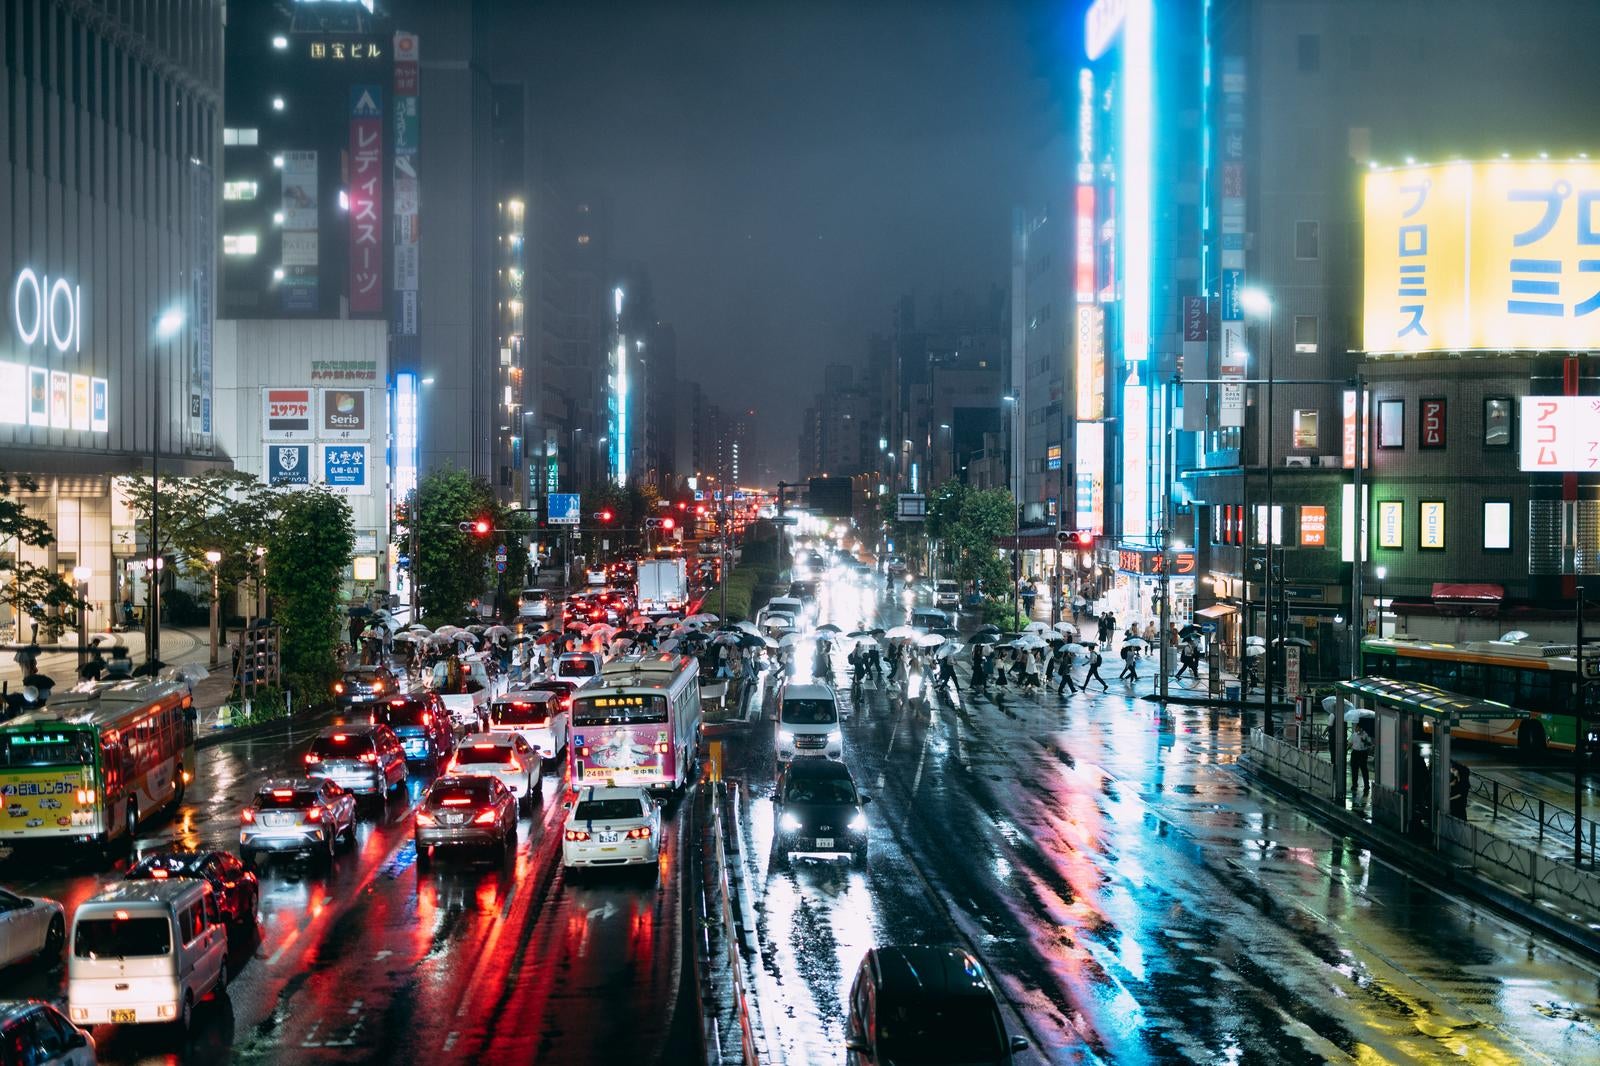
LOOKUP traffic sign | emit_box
[547,493,581,525]
[494,545,508,562]
[897,493,927,521]
[774,515,799,526]
[496,560,507,573]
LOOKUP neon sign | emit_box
[11,269,81,352]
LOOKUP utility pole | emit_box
[1577,585,1594,867]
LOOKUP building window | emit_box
[1483,397,1512,447]
[1292,409,1320,449]
[223,127,258,147]
[1378,398,1404,448]
[1419,397,1446,448]
[1483,500,1512,551]
[1254,504,1284,546]
[223,180,258,201]
[222,234,258,256]
[1294,220,1320,260]
[1046,444,1062,471]
[1418,501,1445,550]
[1293,315,1318,354]
[1297,34,1321,73]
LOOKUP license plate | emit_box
[814,837,833,849]
[598,831,619,843]
[111,1009,137,1023]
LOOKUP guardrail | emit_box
[1245,728,1337,802]
[701,781,760,1065]
[1469,771,1598,866]
[1438,812,1600,919]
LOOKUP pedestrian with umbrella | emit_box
[971,645,990,696]
[1119,638,1141,682]
[1019,648,1041,695]
[993,646,1010,688]
[937,649,960,696]
[886,640,903,682]
[1176,638,1200,682]
[1057,642,1080,695]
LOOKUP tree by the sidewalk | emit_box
[117,471,280,598]
[923,480,1017,621]
[405,470,502,624]
[0,472,84,640]
[266,489,354,692]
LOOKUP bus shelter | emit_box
[1334,677,1528,845]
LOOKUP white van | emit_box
[68,880,228,1031]
[776,682,842,761]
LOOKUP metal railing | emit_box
[1438,812,1600,919]
[705,781,759,1065]
[1245,728,1337,801]
[1469,771,1597,866]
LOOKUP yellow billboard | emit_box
[1364,161,1600,352]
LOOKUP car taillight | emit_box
[422,711,431,726]
[359,752,378,763]
[305,753,321,765]
[373,681,384,693]
[626,826,652,840]
[473,809,497,825]
[334,682,345,694]
[152,867,170,879]
[415,811,435,826]
[560,697,572,710]
[306,806,323,821]
[579,746,591,758]
[75,788,96,805]
[564,829,589,841]
[656,742,670,754]
[241,809,256,824]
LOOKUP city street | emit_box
[0,714,698,1065]
[730,572,1600,1063]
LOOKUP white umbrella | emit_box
[1244,635,1266,647]
[660,638,681,653]
[1122,636,1148,649]
[763,616,794,630]
[1023,621,1052,636]
[1244,644,1265,657]
[407,623,432,633]
[884,625,921,640]
[1499,630,1531,643]
[779,633,803,648]
[392,632,422,644]
[165,663,209,683]
[628,615,652,628]
[1012,636,1048,650]
[763,636,780,649]
[916,632,946,648]
[1052,621,1078,635]
[736,620,761,636]
[1344,706,1375,723]
[936,643,962,659]
[686,612,719,624]
[485,625,513,639]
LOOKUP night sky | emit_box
[513,0,1077,480]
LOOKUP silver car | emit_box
[303,725,408,797]
[239,778,357,868]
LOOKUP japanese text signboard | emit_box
[347,86,384,314]
[1365,161,1600,352]
[1518,395,1600,470]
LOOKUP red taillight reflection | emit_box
[358,752,378,763]
[626,826,652,840]
[564,829,589,841]
[306,806,323,821]
[473,810,497,825]
[241,809,256,824]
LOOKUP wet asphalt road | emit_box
[734,572,1600,1064]
[0,713,696,1065]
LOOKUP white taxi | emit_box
[561,786,660,873]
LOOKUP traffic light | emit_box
[662,517,676,532]
[676,500,688,511]
[458,518,492,536]
[695,504,707,516]
[644,517,665,529]
[594,509,615,523]
[1057,529,1094,551]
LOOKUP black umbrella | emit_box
[998,632,1022,642]
[847,629,877,639]
[738,633,766,648]
[970,633,1002,645]
[816,623,842,634]
[1179,625,1202,638]
[974,624,1001,635]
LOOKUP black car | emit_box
[333,665,399,706]
[787,580,818,603]
[125,847,259,940]
[772,758,868,869]
[846,946,1031,1065]
[367,692,456,765]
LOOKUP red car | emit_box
[125,847,259,941]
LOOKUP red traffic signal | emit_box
[457,519,493,535]
[676,501,687,511]
[662,517,675,531]
[599,509,614,523]
[695,505,706,516]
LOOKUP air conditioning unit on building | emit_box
[1318,455,1342,468]
[1284,456,1312,468]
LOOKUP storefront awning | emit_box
[1431,582,1504,603]
[1194,604,1236,619]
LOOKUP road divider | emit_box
[695,780,762,1064]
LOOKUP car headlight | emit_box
[779,812,802,832]
[778,731,795,746]
[848,812,868,833]
[827,730,842,744]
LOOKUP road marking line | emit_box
[443,1031,459,1052]
[910,725,931,796]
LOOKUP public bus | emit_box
[569,654,702,792]
[1360,637,1600,753]
[0,679,195,861]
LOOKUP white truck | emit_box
[635,557,689,616]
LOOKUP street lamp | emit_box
[1375,565,1387,639]
[147,304,186,668]
[1241,287,1275,721]
[204,550,223,668]
[72,566,91,666]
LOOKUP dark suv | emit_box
[772,758,869,869]
[845,946,1030,1065]
[368,693,456,766]
[304,724,408,797]
[333,665,399,706]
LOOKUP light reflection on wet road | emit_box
[736,569,1600,1064]
[0,709,695,1065]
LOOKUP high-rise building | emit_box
[1012,203,1070,525]
[1,0,226,633]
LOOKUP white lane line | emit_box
[910,723,931,796]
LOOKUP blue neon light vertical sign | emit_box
[394,371,418,501]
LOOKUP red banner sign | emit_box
[1420,397,1446,448]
